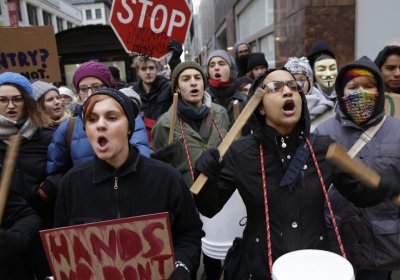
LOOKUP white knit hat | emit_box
[58,86,76,102]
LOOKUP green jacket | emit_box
[152,103,230,187]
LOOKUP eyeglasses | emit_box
[78,83,105,94]
[262,80,301,94]
[0,96,24,106]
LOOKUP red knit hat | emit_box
[72,61,116,90]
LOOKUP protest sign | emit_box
[40,213,174,280]
[0,26,61,82]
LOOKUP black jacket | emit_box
[0,189,42,280]
[132,75,172,121]
[54,147,204,272]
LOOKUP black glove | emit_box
[379,173,400,195]
[168,266,190,280]
[195,148,223,181]
[168,40,183,59]
[151,143,178,163]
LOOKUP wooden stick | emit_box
[0,135,22,224]
[326,143,400,205]
[233,100,241,138]
[168,93,179,144]
[190,87,265,194]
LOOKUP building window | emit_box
[86,9,92,20]
[43,10,52,25]
[237,0,274,39]
[56,17,63,32]
[27,4,38,25]
[17,0,22,22]
[260,34,275,68]
[95,8,101,19]
[67,21,73,29]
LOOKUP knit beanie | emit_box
[307,41,336,70]
[0,72,33,97]
[170,61,206,93]
[119,87,142,109]
[31,80,59,101]
[284,57,314,92]
[58,86,76,102]
[72,61,116,90]
[84,88,139,138]
[340,68,374,88]
[206,50,237,79]
[247,53,269,72]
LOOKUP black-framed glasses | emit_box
[78,83,105,94]
[0,95,24,106]
[262,80,302,94]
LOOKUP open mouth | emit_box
[190,89,199,94]
[215,73,222,79]
[283,100,295,112]
[98,136,108,148]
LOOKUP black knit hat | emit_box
[307,41,336,70]
[247,53,269,72]
[170,61,206,93]
[84,88,139,138]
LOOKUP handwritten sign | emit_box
[0,26,61,82]
[40,213,175,280]
[385,92,400,118]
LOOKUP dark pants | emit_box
[356,269,390,280]
[203,254,222,280]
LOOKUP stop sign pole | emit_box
[110,0,192,61]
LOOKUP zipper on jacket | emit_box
[113,177,121,218]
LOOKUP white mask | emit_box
[314,58,338,90]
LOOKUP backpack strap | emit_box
[66,117,76,151]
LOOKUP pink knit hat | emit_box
[72,61,116,90]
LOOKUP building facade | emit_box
[0,0,81,32]
[65,0,111,26]
[191,0,400,68]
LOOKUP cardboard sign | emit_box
[40,213,175,280]
[385,92,400,118]
[0,26,61,82]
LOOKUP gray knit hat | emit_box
[206,50,237,79]
[119,87,142,109]
[284,57,314,94]
[31,80,59,101]
[170,61,206,93]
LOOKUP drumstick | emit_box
[168,93,179,144]
[190,87,265,194]
[326,143,400,205]
[233,100,241,138]
[0,135,22,224]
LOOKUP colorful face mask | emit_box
[342,89,378,125]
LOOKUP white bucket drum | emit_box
[200,190,247,260]
[272,249,355,280]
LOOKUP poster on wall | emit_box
[40,212,175,280]
[0,26,61,82]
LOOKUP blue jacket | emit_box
[47,106,150,177]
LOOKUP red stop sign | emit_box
[110,0,192,60]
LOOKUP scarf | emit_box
[208,78,231,88]
[342,89,378,125]
[48,111,72,129]
[0,116,37,140]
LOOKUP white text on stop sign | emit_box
[117,0,186,37]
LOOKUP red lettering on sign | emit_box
[90,229,117,262]
[102,266,123,280]
[76,263,93,279]
[152,254,173,278]
[137,262,152,280]
[142,222,165,258]
[117,227,143,261]
[49,233,70,266]
[72,235,92,266]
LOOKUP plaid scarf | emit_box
[0,116,37,140]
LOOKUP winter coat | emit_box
[54,147,204,273]
[195,69,390,279]
[0,189,42,280]
[314,56,400,270]
[0,128,54,226]
[46,105,150,195]
[306,86,336,132]
[132,75,172,121]
[152,102,230,187]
